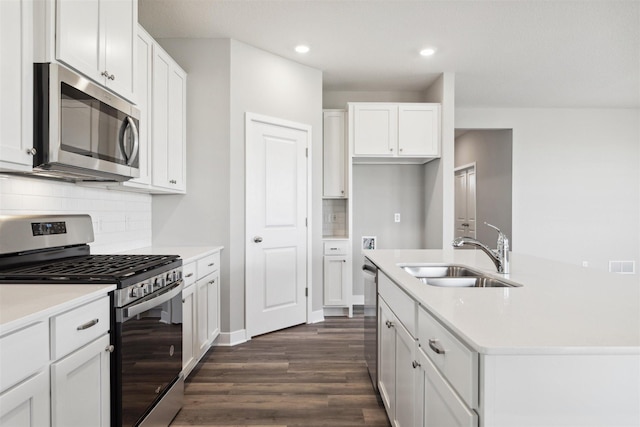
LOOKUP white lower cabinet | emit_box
[378,296,417,427]
[182,250,222,378]
[50,334,111,427]
[0,370,50,427]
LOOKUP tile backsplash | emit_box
[322,198,348,238]
[0,176,152,253]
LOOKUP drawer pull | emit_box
[76,319,99,331]
[428,339,446,355]
[185,273,194,278]
[385,320,394,328]
[208,280,216,285]
[105,345,115,353]
[412,360,421,369]
[208,263,215,267]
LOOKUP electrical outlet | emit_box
[394,213,401,223]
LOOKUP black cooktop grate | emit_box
[0,254,179,283]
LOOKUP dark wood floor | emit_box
[171,314,391,426]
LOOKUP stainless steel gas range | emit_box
[0,214,184,427]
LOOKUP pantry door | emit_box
[454,164,476,239]
[245,113,311,338]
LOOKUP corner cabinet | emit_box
[0,0,35,172]
[151,44,187,193]
[56,0,137,102]
[350,102,440,162]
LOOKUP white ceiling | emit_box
[139,0,640,108]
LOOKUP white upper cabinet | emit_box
[323,110,347,198]
[56,0,137,102]
[350,102,440,162]
[0,0,34,172]
[151,45,187,193]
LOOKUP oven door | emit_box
[113,281,183,427]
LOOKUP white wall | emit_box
[456,108,639,273]
[323,90,425,109]
[0,176,152,253]
[154,39,323,336]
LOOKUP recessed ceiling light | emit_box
[420,48,436,57]
[295,45,310,54]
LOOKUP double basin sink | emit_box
[400,265,521,288]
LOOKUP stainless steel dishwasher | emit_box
[362,257,378,391]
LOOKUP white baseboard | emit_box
[352,294,364,305]
[308,309,325,324]
[215,329,248,347]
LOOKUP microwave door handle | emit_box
[118,119,130,164]
[126,116,139,166]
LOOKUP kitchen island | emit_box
[365,249,639,427]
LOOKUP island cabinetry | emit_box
[350,102,440,160]
[323,110,347,198]
[55,0,137,101]
[0,0,34,173]
[416,306,478,427]
[182,250,221,378]
[378,272,418,427]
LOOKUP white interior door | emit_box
[454,164,476,239]
[246,114,310,338]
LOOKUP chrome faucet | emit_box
[452,222,510,274]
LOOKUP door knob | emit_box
[253,236,263,243]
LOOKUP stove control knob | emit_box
[153,278,161,290]
[130,287,140,298]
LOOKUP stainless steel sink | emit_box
[400,264,521,288]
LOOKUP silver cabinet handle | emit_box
[208,263,215,267]
[185,273,194,278]
[254,236,263,243]
[385,320,394,328]
[109,74,115,81]
[412,360,421,369]
[26,148,37,155]
[428,339,446,355]
[77,318,99,330]
[105,345,115,353]
[101,70,109,78]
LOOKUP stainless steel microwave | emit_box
[31,63,140,182]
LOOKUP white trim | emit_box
[215,329,248,347]
[244,112,313,339]
[308,309,325,324]
[454,161,476,173]
[323,306,352,317]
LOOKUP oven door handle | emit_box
[124,281,183,318]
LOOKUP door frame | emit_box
[244,112,313,338]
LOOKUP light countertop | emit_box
[365,249,640,355]
[118,246,223,264]
[0,284,116,335]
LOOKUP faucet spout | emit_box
[452,223,510,274]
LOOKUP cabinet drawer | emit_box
[183,261,197,287]
[378,272,416,337]
[418,306,478,409]
[0,321,49,393]
[51,296,110,360]
[197,252,220,278]
[324,241,348,255]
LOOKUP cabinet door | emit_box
[152,46,187,193]
[323,256,348,306]
[101,0,135,101]
[207,274,220,344]
[398,104,440,156]
[51,334,110,427]
[0,0,34,171]
[395,319,416,427]
[56,0,102,83]
[378,299,396,420]
[323,111,347,197]
[182,284,196,377]
[353,104,398,156]
[195,276,209,359]
[0,369,50,427]
[416,348,478,427]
